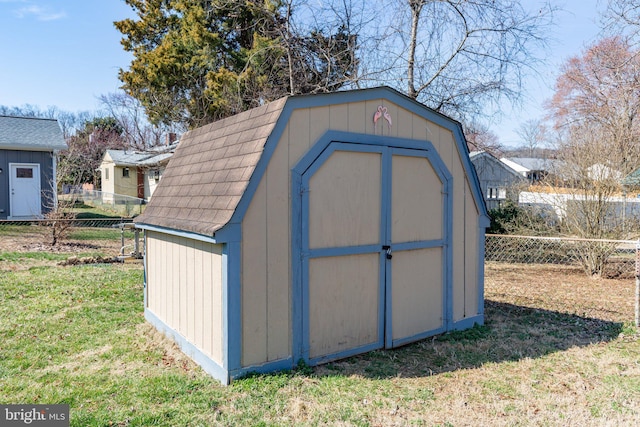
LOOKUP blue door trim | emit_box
[291,131,453,366]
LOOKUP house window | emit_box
[487,187,507,199]
[16,168,33,178]
[122,167,130,178]
[104,168,109,180]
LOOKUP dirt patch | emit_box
[485,262,634,324]
[0,226,123,255]
[57,256,123,266]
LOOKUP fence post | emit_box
[636,240,640,328]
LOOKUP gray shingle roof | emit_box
[0,115,67,151]
[105,142,178,168]
[134,97,288,236]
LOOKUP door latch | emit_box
[382,245,392,259]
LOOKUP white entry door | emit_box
[10,163,42,218]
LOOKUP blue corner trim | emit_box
[142,231,148,309]
[145,309,230,385]
[477,227,487,317]
[452,314,484,331]
[230,357,294,380]
[225,241,242,372]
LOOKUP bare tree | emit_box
[463,122,503,156]
[604,0,640,39]
[98,91,181,149]
[358,0,557,123]
[0,104,93,139]
[516,119,548,157]
[544,37,640,275]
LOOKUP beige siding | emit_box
[308,254,380,358]
[240,99,482,367]
[113,166,139,198]
[309,150,381,249]
[391,154,442,242]
[146,231,224,364]
[242,178,268,366]
[391,247,443,339]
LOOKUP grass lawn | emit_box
[1,252,639,425]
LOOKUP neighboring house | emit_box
[99,142,178,202]
[0,115,67,219]
[135,86,490,384]
[500,157,561,183]
[470,151,524,210]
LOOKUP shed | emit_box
[0,116,67,219]
[134,87,490,384]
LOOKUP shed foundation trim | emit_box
[145,308,230,385]
[452,314,484,331]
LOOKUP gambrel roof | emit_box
[135,87,487,239]
[135,97,288,236]
[0,115,67,151]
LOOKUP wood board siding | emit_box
[240,98,482,368]
[146,231,224,364]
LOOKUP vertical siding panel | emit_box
[308,106,330,149]
[194,240,205,352]
[242,178,268,366]
[329,104,349,132]
[464,183,480,316]
[394,106,414,140]
[184,239,204,348]
[171,235,180,330]
[202,242,213,357]
[266,130,291,361]
[412,114,428,146]
[161,235,169,322]
[347,102,366,134]
[179,238,188,334]
[287,109,311,167]
[186,239,196,343]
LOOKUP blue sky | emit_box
[0,0,606,147]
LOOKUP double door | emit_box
[300,143,450,364]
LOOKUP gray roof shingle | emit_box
[0,115,67,151]
[134,97,288,236]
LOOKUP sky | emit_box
[0,0,608,147]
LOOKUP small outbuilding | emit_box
[0,116,67,219]
[135,87,489,384]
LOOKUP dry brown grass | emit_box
[486,262,634,323]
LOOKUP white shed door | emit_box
[301,143,447,364]
[10,163,42,218]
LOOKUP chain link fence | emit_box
[0,218,133,228]
[61,189,146,217]
[485,234,637,279]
